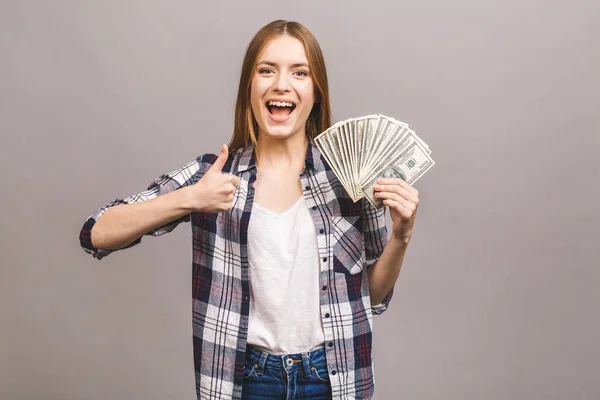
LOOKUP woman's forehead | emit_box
[258,35,308,65]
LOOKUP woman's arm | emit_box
[82,144,239,255]
[367,177,420,305]
[90,186,200,250]
[367,235,409,305]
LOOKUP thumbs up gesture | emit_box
[191,144,241,213]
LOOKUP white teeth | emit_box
[268,101,294,108]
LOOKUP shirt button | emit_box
[305,185,311,190]
[322,257,327,262]
[322,285,327,290]
[331,370,337,375]
[312,206,317,210]
[325,313,330,318]
[328,342,333,347]
[319,229,324,234]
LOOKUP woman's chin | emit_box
[262,129,294,140]
[259,125,304,142]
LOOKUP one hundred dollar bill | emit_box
[315,114,435,206]
[361,140,435,209]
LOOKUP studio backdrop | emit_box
[1,0,599,399]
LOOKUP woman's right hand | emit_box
[187,144,241,213]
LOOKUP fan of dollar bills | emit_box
[314,114,435,209]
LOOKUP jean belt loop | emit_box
[258,351,269,375]
[302,351,311,378]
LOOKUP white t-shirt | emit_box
[246,196,325,355]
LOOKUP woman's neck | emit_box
[256,133,308,173]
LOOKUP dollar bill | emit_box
[353,117,366,180]
[361,140,435,209]
[360,116,409,182]
[390,116,431,155]
[314,114,435,206]
[315,127,354,198]
[338,122,356,198]
[327,127,359,200]
[359,115,383,176]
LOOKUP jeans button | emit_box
[286,358,294,367]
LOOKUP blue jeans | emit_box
[241,345,332,399]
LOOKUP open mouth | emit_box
[266,100,296,119]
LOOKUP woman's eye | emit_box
[294,70,308,77]
[259,68,274,74]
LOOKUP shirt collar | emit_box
[235,144,256,174]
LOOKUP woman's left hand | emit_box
[373,178,420,243]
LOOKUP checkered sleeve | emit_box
[79,157,209,260]
[362,199,394,315]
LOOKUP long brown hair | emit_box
[228,20,332,154]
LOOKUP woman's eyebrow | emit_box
[257,60,309,69]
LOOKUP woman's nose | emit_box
[273,73,291,92]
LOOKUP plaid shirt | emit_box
[79,142,394,399]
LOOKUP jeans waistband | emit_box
[245,345,326,376]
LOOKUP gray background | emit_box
[1,0,599,399]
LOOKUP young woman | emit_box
[79,20,420,400]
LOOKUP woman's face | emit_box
[250,34,316,142]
